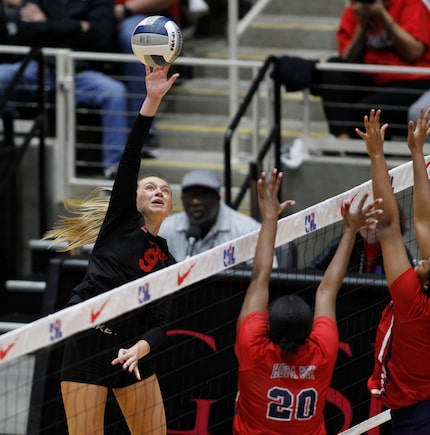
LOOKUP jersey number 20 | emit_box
[267,387,317,420]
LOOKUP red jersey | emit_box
[368,268,430,409]
[233,312,338,435]
[337,0,430,83]
[115,0,181,21]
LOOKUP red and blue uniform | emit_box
[369,268,430,409]
[233,312,338,434]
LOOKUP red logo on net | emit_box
[91,299,110,323]
[177,262,196,286]
[0,341,15,360]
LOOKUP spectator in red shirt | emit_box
[313,0,430,140]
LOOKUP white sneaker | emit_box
[281,137,304,169]
[188,0,209,14]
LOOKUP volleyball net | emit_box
[0,158,424,434]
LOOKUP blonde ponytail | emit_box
[43,188,112,252]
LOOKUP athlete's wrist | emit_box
[137,339,150,359]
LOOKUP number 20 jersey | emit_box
[233,312,338,434]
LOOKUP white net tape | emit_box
[0,158,423,366]
[338,409,391,434]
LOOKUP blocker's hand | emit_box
[355,109,388,158]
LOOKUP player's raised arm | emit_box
[314,193,382,321]
[407,107,430,260]
[238,169,295,325]
[356,109,411,286]
[140,65,179,117]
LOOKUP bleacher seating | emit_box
[3,0,430,322]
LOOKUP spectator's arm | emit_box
[18,0,115,51]
[116,0,175,20]
[380,9,425,62]
[369,0,425,62]
[341,22,367,62]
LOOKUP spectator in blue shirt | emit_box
[159,169,297,268]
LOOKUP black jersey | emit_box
[68,114,176,350]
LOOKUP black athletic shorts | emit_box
[61,323,155,388]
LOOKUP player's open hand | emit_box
[355,109,388,158]
[407,106,430,154]
[257,169,295,220]
[342,192,383,235]
[145,65,179,99]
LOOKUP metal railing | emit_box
[224,55,282,210]
[2,44,430,207]
[0,45,263,201]
[301,61,430,157]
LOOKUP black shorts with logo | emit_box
[61,323,155,388]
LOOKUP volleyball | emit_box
[131,15,183,67]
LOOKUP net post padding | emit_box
[0,158,422,365]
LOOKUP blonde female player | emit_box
[46,65,179,435]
